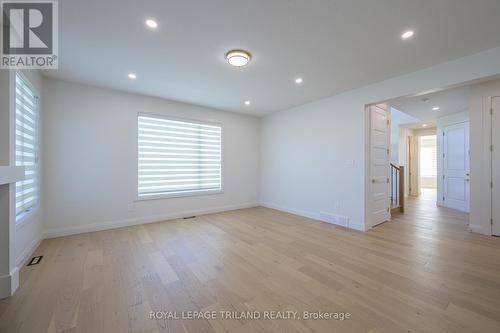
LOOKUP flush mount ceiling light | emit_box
[401,30,415,39]
[145,19,158,29]
[295,77,303,84]
[422,123,428,127]
[432,106,440,111]
[244,100,251,105]
[128,73,137,79]
[226,49,251,67]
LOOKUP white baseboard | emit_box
[0,273,11,299]
[261,201,320,220]
[44,202,260,239]
[10,267,19,296]
[469,223,491,236]
[260,202,366,232]
[1,235,41,299]
[16,236,43,267]
[0,267,19,300]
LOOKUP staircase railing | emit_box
[390,164,405,213]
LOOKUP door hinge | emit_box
[387,119,390,125]
[387,149,390,155]
[443,174,445,179]
[491,108,494,115]
[443,132,445,136]
[443,196,445,201]
[491,182,494,189]
[387,178,389,183]
[491,145,494,152]
[491,218,494,225]
[443,153,445,158]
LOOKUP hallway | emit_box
[392,188,470,233]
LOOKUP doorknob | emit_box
[466,173,470,176]
[465,179,470,182]
[372,179,375,183]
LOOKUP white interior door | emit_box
[492,97,500,236]
[369,104,390,227]
[443,122,470,212]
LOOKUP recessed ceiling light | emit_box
[422,123,428,127]
[145,19,158,29]
[295,77,303,84]
[432,106,440,111]
[226,50,251,67]
[401,30,415,39]
[244,100,251,105]
[128,73,137,79]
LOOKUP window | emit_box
[419,135,437,177]
[15,73,39,220]
[138,114,222,199]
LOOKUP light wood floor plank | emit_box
[1,192,500,332]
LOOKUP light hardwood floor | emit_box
[1,192,500,333]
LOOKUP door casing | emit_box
[368,104,391,228]
[491,97,500,235]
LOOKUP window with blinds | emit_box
[15,74,39,220]
[138,114,222,199]
[419,135,437,177]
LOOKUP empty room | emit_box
[2,1,500,332]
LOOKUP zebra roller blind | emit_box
[15,73,39,220]
[138,114,222,199]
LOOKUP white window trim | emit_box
[135,112,224,201]
[13,71,40,225]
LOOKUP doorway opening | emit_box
[418,135,437,202]
[367,84,473,230]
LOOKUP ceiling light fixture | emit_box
[145,19,158,29]
[128,73,137,79]
[432,106,440,111]
[295,77,303,84]
[401,30,415,39]
[226,50,251,67]
[244,100,251,105]
[422,123,428,127]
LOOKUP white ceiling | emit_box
[390,85,470,122]
[44,0,500,115]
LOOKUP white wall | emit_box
[42,78,261,237]
[390,107,418,164]
[470,79,500,235]
[261,47,500,231]
[436,111,470,206]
